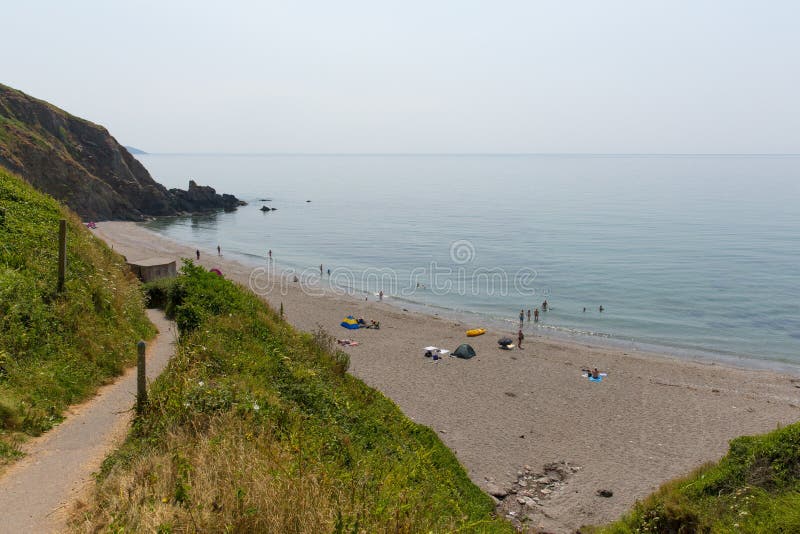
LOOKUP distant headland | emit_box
[124,145,147,155]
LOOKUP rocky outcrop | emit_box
[0,83,244,221]
[170,180,245,212]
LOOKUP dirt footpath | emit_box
[0,310,176,534]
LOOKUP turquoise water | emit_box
[138,154,800,369]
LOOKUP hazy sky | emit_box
[3,1,799,153]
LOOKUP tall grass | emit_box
[0,167,154,462]
[587,422,800,533]
[76,263,512,532]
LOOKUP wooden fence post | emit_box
[57,219,66,292]
[136,340,147,414]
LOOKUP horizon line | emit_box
[129,151,800,157]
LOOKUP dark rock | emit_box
[0,83,244,220]
[169,180,245,213]
[597,489,613,498]
[260,206,271,212]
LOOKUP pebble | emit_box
[486,483,508,498]
[517,496,536,507]
[540,488,552,495]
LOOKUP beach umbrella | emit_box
[498,337,513,346]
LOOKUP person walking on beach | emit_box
[217,245,221,256]
[517,329,524,349]
[196,249,200,260]
[519,309,525,327]
[379,290,384,301]
[527,309,531,322]
[534,308,539,322]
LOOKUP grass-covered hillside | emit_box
[0,167,154,462]
[589,422,800,533]
[76,262,513,533]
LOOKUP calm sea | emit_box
[137,154,800,371]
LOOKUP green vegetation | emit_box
[0,167,154,462]
[77,262,512,533]
[589,422,800,533]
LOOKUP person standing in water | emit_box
[519,309,525,327]
[527,309,531,322]
[268,249,272,261]
[599,305,604,312]
[320,264,323,276]
[534,308,539,322]
[542,300,548,312]
[217,245,221,256]
[379,290,384,301]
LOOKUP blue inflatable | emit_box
[340,316,360,329]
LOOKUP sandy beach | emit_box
[95,222,800,533]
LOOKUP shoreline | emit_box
[143,220,800,377]
[94,221,800,533]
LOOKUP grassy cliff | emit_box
[0,167,154,462]
[76,263,513,533]
[588,422,800,533]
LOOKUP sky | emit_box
[2,1,799,154]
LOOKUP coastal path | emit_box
[0,310,176,533]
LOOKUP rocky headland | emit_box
[0,83,244,221]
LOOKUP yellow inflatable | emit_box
[466,328,486,337]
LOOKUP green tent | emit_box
[453,344,476,359]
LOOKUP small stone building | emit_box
[127,257,177,283]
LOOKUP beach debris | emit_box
[492,460,581,530]
[597,489,614,498]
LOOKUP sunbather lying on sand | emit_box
[581,367,607,379]
[337,339,359,347]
